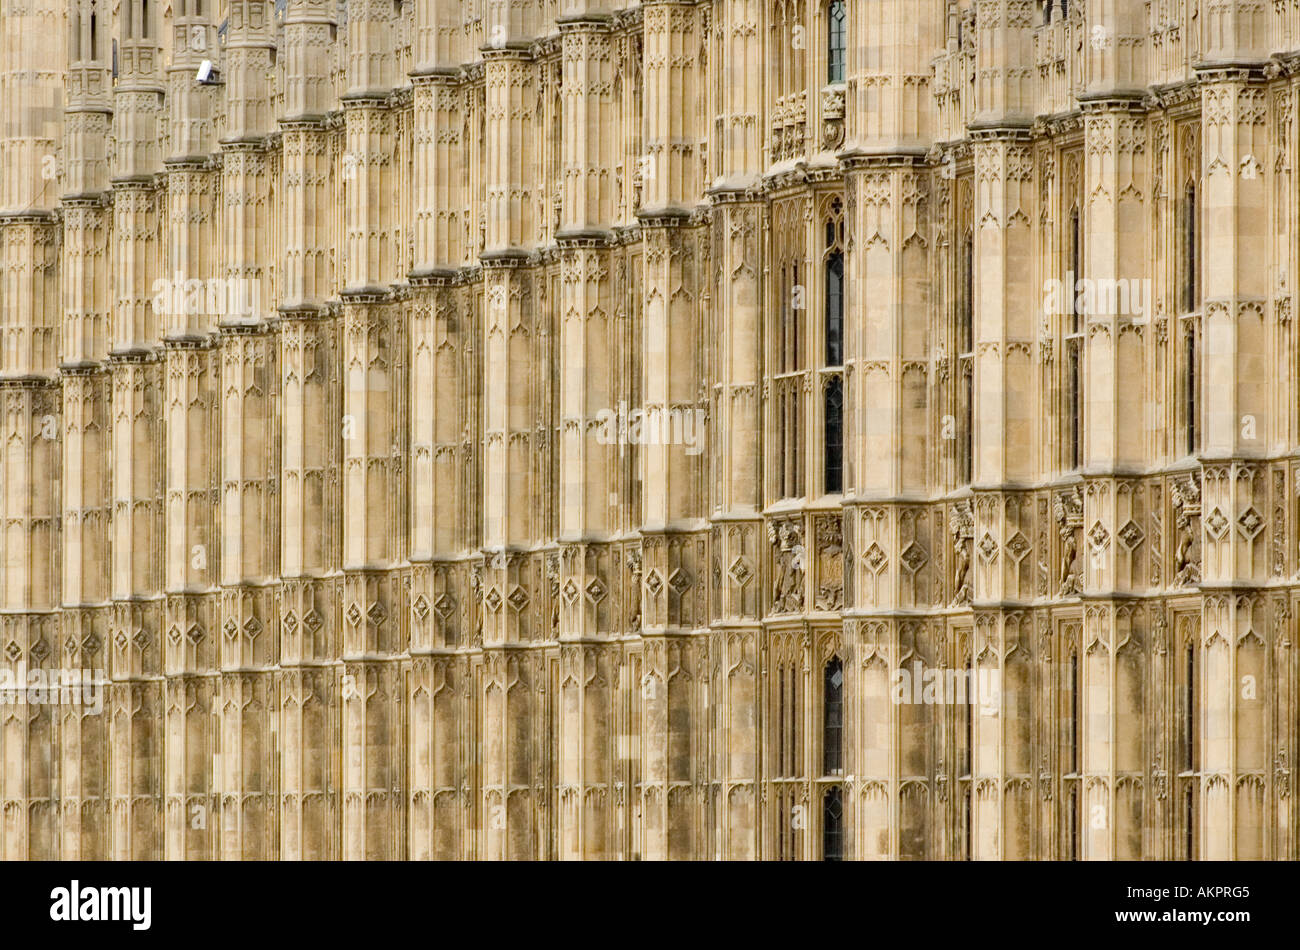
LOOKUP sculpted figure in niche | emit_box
[949,504,973,604]
[1172,476,1201,587]
[547,555,559,634]
[769,520,805,613]
[1053,487,1083,596]
[626,551,643,629]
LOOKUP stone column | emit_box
[276,0,342,861]
[555,8,618,861]
[966,0,1037,860]
[475,0,545,859]
[1196,0,1272,856]
[58,0,113,860]
[0,0,62,860]
[638,0,705,861]
[339,0,406,861]
[1077,0,1151,860]
[407,0,473,855]
[157,0,222,861]
[213,0,279,861]
[705,0,766,862]
[842,0,943,860]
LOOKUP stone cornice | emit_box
[555,227,617,248]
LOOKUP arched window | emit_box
[964,656,974,777]
[823,657,843,774]
[1184,183,1197,312]
[825,250,843,366]
[963,786,972,860]
[1065,206,1083,470]
[958,232,974,484]
[822,786,843,861]
[1068,785,1080,859]
[1182,183,1200,455]
[1185,319,1198,455]
[827,1,846,84]
[1185,643,1197,772]
[824,377,843,494]
[1069,652,1079,773]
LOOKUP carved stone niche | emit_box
[948,501,974,605]
[821,85,846,151]
[1053,486,1084,596]
[767,517,806,614]
[813,514,844,611]
[1171,474,1202,587]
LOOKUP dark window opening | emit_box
[1069,653,1080,773]
[1185,644,1197,772]
[963,787,972,859]
[823,787,843,861]
[1069,785,1080,860]
[964,657,974,777]
[1185,322,1199,455]
[1067,340,1082,470]
[959,234,974,484]
[827,1,846,84]
[823,657,843,774]
[825,252,843,366]
[1184,184,1197,313]
[824,377,843,494]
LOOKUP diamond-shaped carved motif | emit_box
[413,595,430,620]
[167,625,182,646]
[29,638,48,662]
[667,570,690,594]
[484,588,503,612]
[82,633,100,654]
[282,611,299,636]
[1005,532,1030,561]
[585,577,607,603]
[432,594,455,619]
[644,570,663,596]
[865,543,887,572]
[901,541,928,574]
[1205,507,1229,539]
[4,641,20,662]
[1088,522,1110,550]
[133,630,150,652]
[562,579,580,603]
[1238,507,1264,540]
[1118,520,1144,550]
[114,631,129,651]
[303,610,322,634]
[185,624,205,645]
[728,558,752,586]
[244,617,262,638]
[507,586,530,611]
[346,603,362,626]
[367,602,387,626]
[978,533,998,561]
[224,619,239,640]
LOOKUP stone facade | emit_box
[0,0,1297,860]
